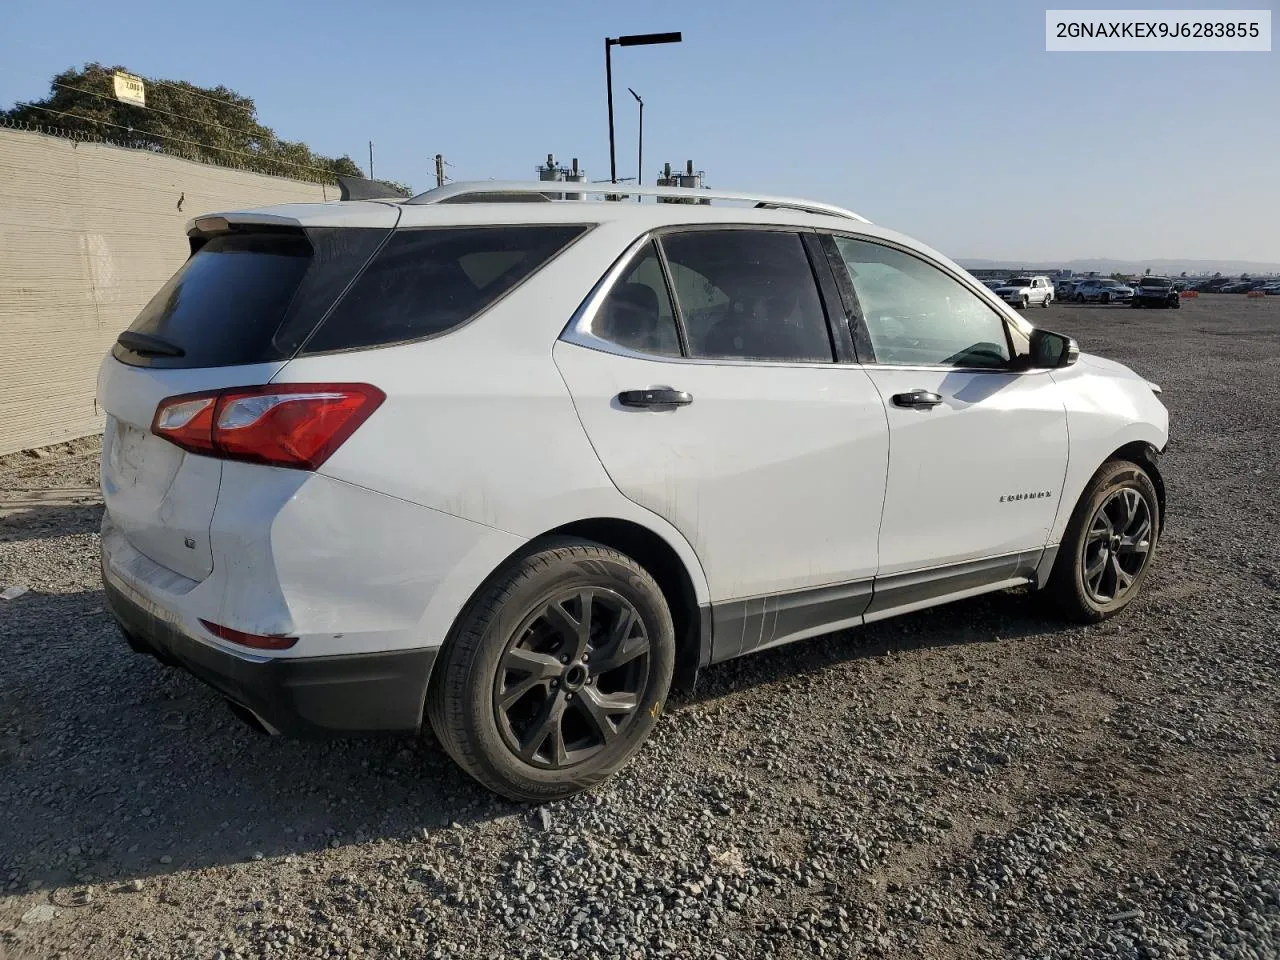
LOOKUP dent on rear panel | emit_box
[216,472,490,636]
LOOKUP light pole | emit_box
[605,32,681,185]
[628,88,643,200]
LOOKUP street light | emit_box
[627,87,643,201]
[605,32,681,185]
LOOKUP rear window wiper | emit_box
[117,331,186,357]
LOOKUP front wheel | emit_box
[1041,295,1050,308]
[427,540,674,801]
[1020,296,1029,310]
[1042,460,1160,623]
[1101,293,1111,304]
[1075,293,1086,303]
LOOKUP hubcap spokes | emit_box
[1083,487,1153,603]
[494,587,649,768]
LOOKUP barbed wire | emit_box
[11,102,341,180]
[0,114,335,186]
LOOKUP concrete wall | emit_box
[0,128,336,455]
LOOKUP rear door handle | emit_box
[891,389,943,409]
[617,388,693,409]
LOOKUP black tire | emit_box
[1101,293,1111,304]
[1075,293,1085,303]
[427,539,675,802]
[1043,460,1160,624]
[1021,296,1029,310]
[1131,300,1141,309]
[1041,295,1050,308]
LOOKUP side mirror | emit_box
[1027,328,1079,368]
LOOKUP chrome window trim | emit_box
[558,225,1055,374]
[560,224,845,369]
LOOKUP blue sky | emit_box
[2,0,1275,262]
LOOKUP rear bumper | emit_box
[103,564,435,737]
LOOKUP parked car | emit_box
[993,275,1055,309]
[98,181,1170,801]
[1261,282,1280,296]
[981,278,1007,291]
[1054,278,1077,300]
[1219,281,1254,293]
[1073,278,1135,304]
[1195,278,1233,293]
[1132,276,1181,309]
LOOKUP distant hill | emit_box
[958,257,1280,277]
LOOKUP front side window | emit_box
[591,242,681,357]
[659,230,833,363]
[832,237,1011,369]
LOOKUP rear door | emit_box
[824,234,1068,579]
[98,219,393,580]
[555,228,890,658]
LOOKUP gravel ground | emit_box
[1,296,1277,960]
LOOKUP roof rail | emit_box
[405,181,869,223]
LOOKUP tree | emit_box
[3,63,364,184]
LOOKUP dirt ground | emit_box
[0,295,1277,960]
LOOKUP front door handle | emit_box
[617,388,693,409]
[891,389,943,409]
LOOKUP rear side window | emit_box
[118,232,312,368]
[660,231,833,363]
[302,225,587,354]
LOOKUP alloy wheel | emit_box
[1082,487,1153,604]
[492,587,650,768]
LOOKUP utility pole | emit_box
[435,154,445,188]
[368,141,374,180]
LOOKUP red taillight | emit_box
[199,619,298,651]
[151,383,384,470]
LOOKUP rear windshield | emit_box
[113,223,585,368]
[300,225,588,354]
[1007,278,1032,286]
[118,232,313,368]
[1141,277,1171,287]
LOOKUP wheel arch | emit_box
[536,518,707,693]
[435,516,709,696]
[1106,440,1167,534]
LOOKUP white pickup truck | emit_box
[993,275,1054,309]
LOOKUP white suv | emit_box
[99,182,1169,800]
[993,275,1055,309]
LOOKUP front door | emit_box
[827,235,1069,579]
[554,229,890,658]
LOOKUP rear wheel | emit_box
[1041,294,1050,308]
[1101,293,1111,304]
[428,540,674,801]
[1043,460,1159,623]
[1021,295,1029,310]
[1075,293,1086,303]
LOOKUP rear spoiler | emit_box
[337,176,410,201]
